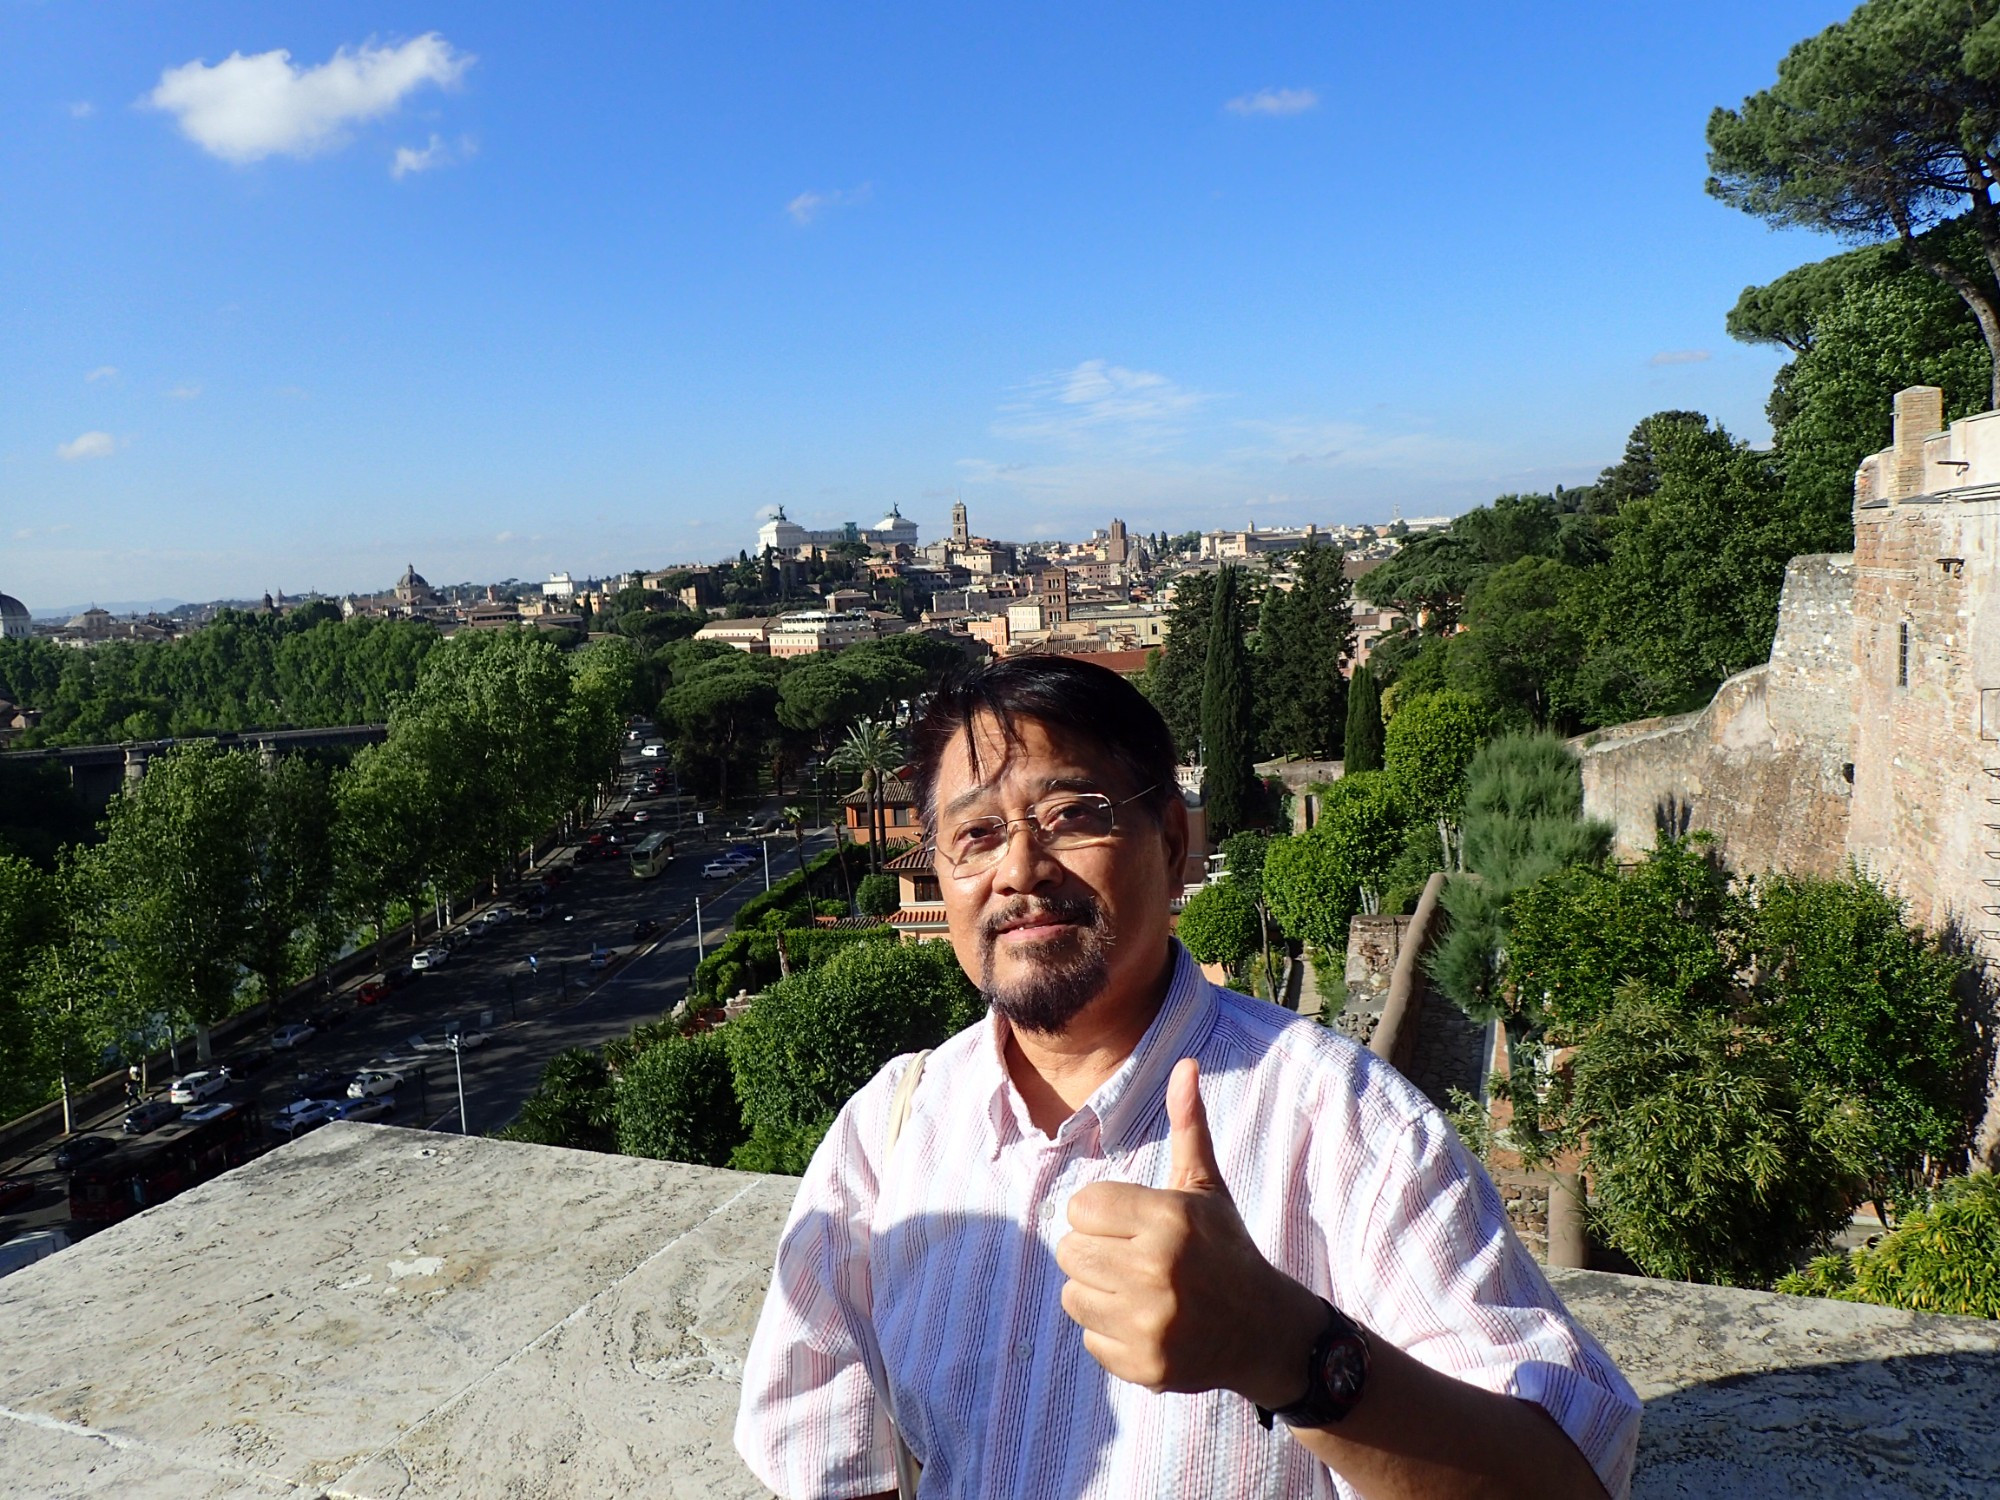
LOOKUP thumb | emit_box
[1166,1057,1227,1196]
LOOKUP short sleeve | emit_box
[734,1063,916,1499]
[1339,1101,1642,1499]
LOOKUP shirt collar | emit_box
[977,941,1218,1158]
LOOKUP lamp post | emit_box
[763,837,772,891]
[448,1034,469,1135]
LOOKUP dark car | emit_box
[291,1068,347,1101]
[632,918,661,941]
[122,1099,183,1135]
[223,1048,274,1079]
[0,1177,35,1211]
[53,1134,113,1171]
[308,1008,348,1032]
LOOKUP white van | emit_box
[0,1229,70,1280]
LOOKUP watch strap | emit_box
[1255,1297,1371,1431]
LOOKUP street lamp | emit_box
[447,1034,469,1135]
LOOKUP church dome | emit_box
[0,591,29,640]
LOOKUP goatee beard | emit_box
[978,894,1110,1035]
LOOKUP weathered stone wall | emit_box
[1336,913,1409,1046]
[1577,553,1856,874]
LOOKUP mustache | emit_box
[979,894,1100,942]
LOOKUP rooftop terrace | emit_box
[1,1124,1995,1498]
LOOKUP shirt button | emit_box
[1038,1199,1055,1224]
[1015,1339,1033,1359]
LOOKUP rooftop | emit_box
[1,1124,1996,1498]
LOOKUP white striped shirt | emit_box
[735,942,1641,1499]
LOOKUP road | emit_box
[0,739,835,1245]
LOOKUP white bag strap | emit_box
[881,1049,931,1500]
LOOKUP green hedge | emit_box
[615,1029,743,1167]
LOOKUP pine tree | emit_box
[1258,543,1354,759]
[1201,567,1257,836]
[1144,570,1215,757]
[1344,664,1384,774]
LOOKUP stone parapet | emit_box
[3,1125,1998,1497]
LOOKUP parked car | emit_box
[167,1070,230,1105]
[410,946,450,971]
[355,978,391,1006]
[0,1229,70,1280]
[270,1022,317,1050]
[334,1095,395,1123]
[702,857,751,879]
[588,946,615,970]
[182,1101,241,1126]
[631,809,652,824]
[522,903,549,922]
[0,1177,35,1212]
[408,1029,488,1053]
[271,1099,342,1137]
[631,918,661,941]
[307,1008,348,1032]
[122,1100,183,1135]
[291,1068,348,1101]
[53,1135,113,1171]
[221,1047,274,1079]
[347,1070,404,1099]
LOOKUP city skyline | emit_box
[4,2,1853,607]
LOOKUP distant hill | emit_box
[29,598,188,621]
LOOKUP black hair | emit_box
[908,655,1180,832]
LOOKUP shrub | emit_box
[855,873,900,917]
[493,1048,617,1153]
[1176,880,1259,968]
[1382,689,1489,822]
[1777,1173,2000,1319]
[726,939,980,1172]
[1262,772,1406,954]
[615,1030,743,1167]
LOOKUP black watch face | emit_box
[1319,1333,1368,1402]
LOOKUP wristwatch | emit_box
[1256,1297,1371,1431]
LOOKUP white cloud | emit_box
[85,365,118,383]
[147,34,472,165]
[1225,87,1319,118]
[494,530,517,543]
[993,359,1217,450]
[58,431,117,461]
[70,101,95,119]
[1649,349,1712,366]
[167,383,203,400]
[786,183,873,225]
[392,131,474,179]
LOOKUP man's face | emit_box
[931,712,1186,1034]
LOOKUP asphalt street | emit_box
[0,741,837,1243]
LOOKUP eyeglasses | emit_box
[934,787,1156,878]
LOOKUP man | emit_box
[737,656,1639,1499]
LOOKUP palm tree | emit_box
[782,803,809,904]
[830,718,901,874]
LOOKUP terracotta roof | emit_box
[883,844,934,872]
[1047,647,1152,676]
[839,773,918,807]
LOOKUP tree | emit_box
[1176,879,1260,975]
[1143,570,1215,756]
[0,853,61,1120]
[830,718,903,873]
[1445,558,1585,730]
[615,1031,742,1166]
[239,755,337,1014]
[1746,869,1973,1217]
[1262,773,1406,955]
[1706,0,2000,405]
[1257,543,1353,760]
[1427,734,1612,1023]
[1779,1171,2000,1317]
[94,743,263,1062]
[1521,979,1867,1288]
[1343,665,1384,774]
[660,658,781,809]
[496,1047,618,1153]
[855,873,900,917]
[334,738,445,946]
[1200,566,1257,837]
[725,939,981,1173]
[1383,690,1489,863]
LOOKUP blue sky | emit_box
[3,1,1857,610]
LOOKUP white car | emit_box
[702,857,753,878]
[639,742,666,758]
[181,1102,240,1126]
[167,1070,230,1104]
[631,809,651,824]
[347,1070,404,1099]
[335,1095,395,1123]
[270,1023,317,1050]
[408,1029,487,1053]
[410,946,450,971]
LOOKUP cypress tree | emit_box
[1201,567,1257,836]
[1259,542,1354,760]
[1344,664,1384,774]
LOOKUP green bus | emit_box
[629,830,674,878]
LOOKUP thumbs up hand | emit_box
[1056,1059,1325,1405]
